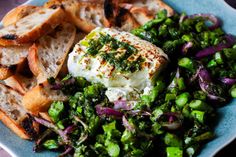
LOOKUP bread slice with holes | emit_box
[4,74,37,95]
[1,5,41,27]
[0,83,30,139]
[0,7,65,46]
[0,45,30,80]
[124,0,174,26]
[28,22,76,84]
[22,82,68,115]
[45,0,110,33]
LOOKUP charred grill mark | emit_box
[115,8,128,27]
[104,0,114,20]
[49,4,58,9]
[21,114,38,140]
[1,34,18,40]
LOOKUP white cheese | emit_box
[68,27,168,101]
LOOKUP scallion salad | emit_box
[33,10,236,157]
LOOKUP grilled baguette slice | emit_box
[22,82,68,115]
[45,0,110,33]
[127,0,174,25]
[1,5,41,27]
[0,45,30,80]
[28,22,76,84]
[4,74,37,94]
[0,83,30,139]
[0,7,65,46]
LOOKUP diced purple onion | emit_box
[196,35,236,59]
[114,100,133,110]
[158,112,183,130]
[182,42,193,54]
[189,13,220,30]
[219,78,236,86]
[122,116,135,132]
[96,105,123,117]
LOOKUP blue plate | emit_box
[0,0,235,157]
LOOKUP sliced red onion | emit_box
[198,68,226,102]
[34,117,70,144]
[179,14,187,23]
[74,116,88,129]
[34,129,53,152]
[189,66,201,83]
[122,116,135,132]
[198,68,212,82]
[63,125,76,135]
[158,112,183,130]
[59,147,73,157]
[168,68,180,89]
[182,42,193,54]
[219,78,236,86]
[96,105,123,117]
[50,78,76,90]
[114,100,133,110]
[189,13,220,30]
[196,35,235,59]
[129,110,151,116]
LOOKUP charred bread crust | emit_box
[0,7,65,46]
[0,110,30,139]
[0,66,15,80]
[1,5,41,27]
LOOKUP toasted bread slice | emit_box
[0,45,30,80]
[126,0,174,25]
[104,0,140,32]
[114,8,140,32]
[45,0,109,33]
[0,7,65,46]
[1,5,41,27]
[22,82,68,115]
[0,66,14,80]
[4,74,37,94]
[0,110,30,139]
[28,22,76,84]
[0,83,30,139]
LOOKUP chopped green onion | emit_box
[207,59,217,68]
[193,91,207,101]
[165,93,176,101]
[106,142,120,157]
[166,147,183,157]
[214,52,223,64]
[189,100,211,111]
[48,101,64,122]
[43,139,59,150]
[175,92,191,108]
[230,85,236,98]
[177,77,186,91]
[178,57,195,72]
[164,133,182,147]
[191,110,205,123]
